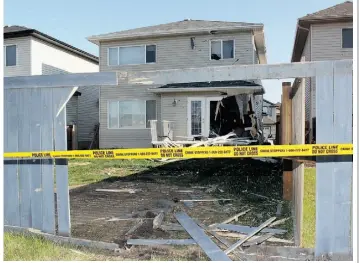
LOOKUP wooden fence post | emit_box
[280,82,293,201]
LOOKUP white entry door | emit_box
[187,97,223,138]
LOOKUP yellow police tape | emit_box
[3,144,353,160]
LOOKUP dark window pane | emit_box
[146,45,156,63]
[146,100,157,128]
[342,28,353,48]
[223,40,234,59]
[6,45,16,66]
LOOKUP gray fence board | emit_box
[41,88,56,234]
[4,89,20,226]
[18,89,32,227]
[332,68,352,254]
[315,73,335,256]
[29,89,43,229]
[53,88,72,236]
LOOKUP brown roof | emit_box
[300,1,353,20]
[291,1,353,62]
[4,25,99,64]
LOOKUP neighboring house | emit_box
[262,99,277,139]
[4,25,100,149]
[291,1,353,143]
[87,19,267,148]
[275,102,281,122]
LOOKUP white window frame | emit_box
[209,39,235,60]
[4,44,17,67]
[107,44,157,66]
[107,99,156,129]
[341,28,353,49]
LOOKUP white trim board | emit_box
[117,60,352,85]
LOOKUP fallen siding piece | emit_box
[153,212,165,229]
[95,188,139,194]
[216,232,294,244]
[220,209,252,224]
[242,233,274,247]
[4,225,119,251]
[175,212,231,261]
[127,239,197,246]
[224,217,276,255]
[214,223,286,235]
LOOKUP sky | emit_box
[4,0,348,103]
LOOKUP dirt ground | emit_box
[68,158,310,260]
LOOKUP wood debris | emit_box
[95,188,139,194]
[153,212,165,229]
[125,219,144,236]
[220,208,252,224]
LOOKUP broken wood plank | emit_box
[160,223,184,231]
[269,217,291,227]
[242,233,274,247]
[220,209,252,224]
[153,212,165,229]
[175,212,232,261]
[127,239,197,246]
[180,199,232,202]
[213,223,287,235]
[95,188,139,194]
[125,219,144,236]
[215,232,294,244]
[224,217,276,255]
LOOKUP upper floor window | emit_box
[108,44,156,66]
[210,40,234,60]
[4,45,16,66]
[342,28,353,48]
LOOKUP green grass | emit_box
[302,167,316,248]
[4,233,101,261]
[67,159,158,186]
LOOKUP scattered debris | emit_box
[276,203,283,217]
[160,223,184,231]
[242,233,274,247]
[242,190,282,203]
[225,217,276,254]
[215,232,294,244]
[176,190,194,193]
[127,239,197,246]
[153,212,165,229]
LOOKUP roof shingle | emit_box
[300,1,353,20]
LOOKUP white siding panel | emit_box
[4,37,32,77]
[100,32,254,71]
[31,37,99,147]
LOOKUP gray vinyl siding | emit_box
[301,33,311,122]
[161,92,221,139]
[66,96,78,124]
[99,85,161,149]
[99,32,256,148]
[309,22,353,118]
[100,32,254,71]
[4,37,32,77]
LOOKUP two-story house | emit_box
[262,99,277,140]
[87,19,267,148]
[4,25,100,149]
[291,1,353,143]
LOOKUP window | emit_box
[342,28,353,48]
[263,106,268,114]
[4,45,16,66]
[108,45,156,66]
[108,100,156,129]
[210,40,234,60]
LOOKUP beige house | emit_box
[4,26,99,149]
[291,1,353,142]
[88,19,267,148]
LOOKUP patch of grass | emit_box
[4,233,99,261]
[302,167,316,248]
[68,159,159,186]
